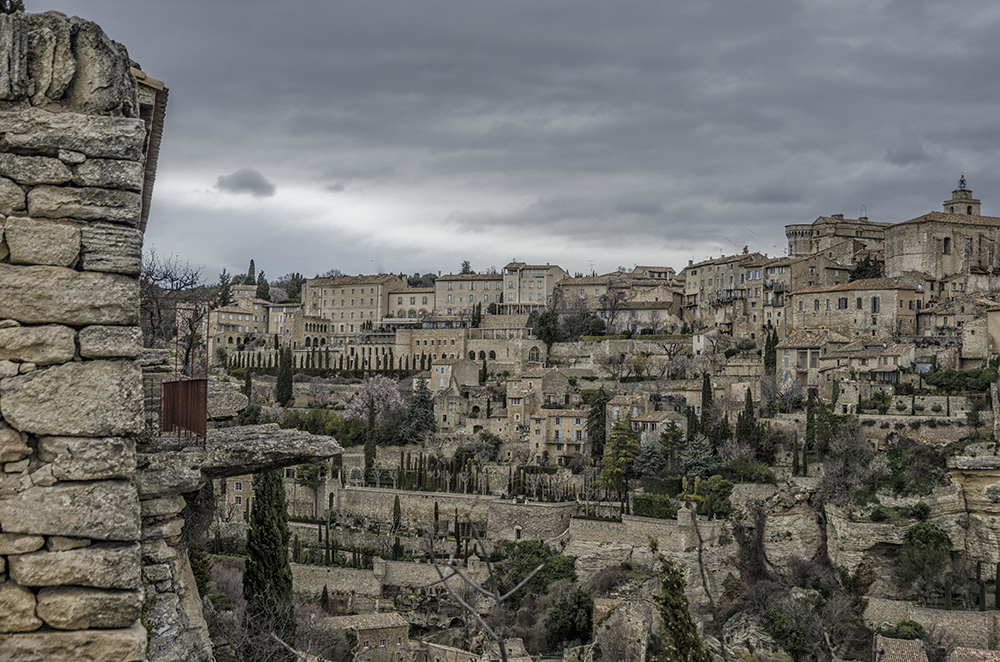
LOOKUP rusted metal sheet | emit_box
[162,378,208,439]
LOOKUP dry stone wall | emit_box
[0,10,149,661]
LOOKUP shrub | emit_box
[906,502,931,521]
[893,620,924,640]
[896,402,908,412]
[632,493,680,520]
[870,506,889,522]
[931,403,943,413]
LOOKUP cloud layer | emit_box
[49,1,1000,280]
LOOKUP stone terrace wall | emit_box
[865,598,1000,649]
[0,11,150,661]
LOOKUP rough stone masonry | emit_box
[0,10,154,661]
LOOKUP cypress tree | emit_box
[364,397,376,475]
[791,433,800,476]
[392,495,402,531]
[801,437,809,477]
[700,373,713,429]
[275,347,293,406]
[243,470,295,652]
[244,369,253,399]
[657,558,712,662]
[686,405,700,439]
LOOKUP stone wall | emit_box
[865,597,1000,649]
[0,11,152,660]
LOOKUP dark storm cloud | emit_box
[45,0,1000,278]
[215,169,276,198]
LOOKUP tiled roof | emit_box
[435,273,503,282]
[875,635,929,662]
[776,329,852,349]
[322,611,409,631]
[895,211,1000,228]
[949,647,1000,662]
[307,274,401,287]
[790,277,917,295]
[539,408,588,418]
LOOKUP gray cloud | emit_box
[215,168,276,197]
[45,1,1000,279]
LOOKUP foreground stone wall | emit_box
[0,10,149,661]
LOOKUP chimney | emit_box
[831,214,844,220]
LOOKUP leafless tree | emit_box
[598,290,628,332]
[597,352,627,379]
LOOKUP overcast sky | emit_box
[43,0,1000,283]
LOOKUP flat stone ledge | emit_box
[0,621,146,661]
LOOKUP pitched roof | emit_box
[307,274,402,287]
[790,277,917,295]
[948,648,1000,662]
[875,635,929,662]
[895,210,1000,228]
[322,611,409,631]
[776,329,852,349]
[435,273,503,282]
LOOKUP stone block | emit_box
[4,216,79,266]
[47,536,91,552]
[0,263,138,325]
[17,362,35,373]
[26,184,141,225]
[0,480,140,541]
[73,158,143,192]
[0,533,44,554]
[36,587,143,630]
[140,495,186,518]
[0,175,25,214]
[142,563,171,583]
[57,150,86,164]
[37,435,136,481]
[0,621,146,661]
[24,10,75,105]
[140,539,177,564]
[0,360,143,436]
[0,153,72,185]
[0,360,17,378]
[8,542,140,589]
[4,458,28,473]
[0,324,75,365]
[142,517,184,541]
[78,325,142,359]
[0,106,145,159]
[64,15,139,118]
[0,12,30,101]
[0,581,41,633]
[78,222,142,275]
[0,423,29,463]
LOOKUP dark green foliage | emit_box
[275,347,293,406]
[791,433,800,476]
[892,620,924,640]
[392,495,401,531]
[243,470,295,650]
[634,441,668,477]
[214,269,234,308]
[1,1,24,13]
[236,403,261,426]
[924,367,997,393]
[544,587,593,653]
[764,608,806,661]
[597,420,639,508]
[849,255,883,280]
[698,475,733,518]
[657,558,712,662]
[255,270,270,301]
[632,493,679,519]
[700,373,714,428]
[873,443,947,496]
[279,408,365,446]
[243,369,252,399]
[401,378,436,443]
[492,540,577,606]
[896,522,952,602]
[530,309,563,351]
[681,433,715,478]
[586,388,612,461]
[189,545,212,598]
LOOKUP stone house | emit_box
[266,302,301,348]
[505,367,573,438]
[207,297,271,360]
[819,340,915,386]
[389,285,435,320]
[320,611,410,662]
[499,261,569,314]
[874,634,929,662]
[527,408,588,466]
[631,410,686,445]
[777,329,852,389]
[948,647,1000,662]
[428,357,479,393]
[433,272,502,318]
[788,277,924,338]
[786,213,890,261]
[302,273,406,339]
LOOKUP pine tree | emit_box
[243,470,295,653]
[256,270,270,301]
[402,378,436,443]
[657,558,712,662]
[586,387,612,462]
[246,259,256,285]
[214,269,234,308]
[681,433,716,478]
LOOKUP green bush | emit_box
[893,620,924,640]
[870,506,889,522]
[632,493,680,520]
[924,367,998,393]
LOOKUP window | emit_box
[943,237,952,254]
[234,496,242,505]
[235,482,242,491]
[554,417,562,425]
[380,640,385,647]
[871,297,880,313]
[856,297,862,310]
[814,299,820,311]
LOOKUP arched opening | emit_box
[944,237,952,254]
[320,338,326,346]
[968,205,973,215]
[305,337,312,348]
[227,337,234,344]
[528,346,540,362]
[489,350,496,359]
[469,351,475,360]
[478,350,486,360]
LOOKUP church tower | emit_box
[944,175,981,215]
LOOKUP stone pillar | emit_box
[0,11,150,661]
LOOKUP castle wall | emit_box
[0,10,164,660]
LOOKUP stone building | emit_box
[505,367,574,439]
[527,408,589,466]
[432,272,502,318]
[788,277,924,338]
[777,329,852,389]
[302,273,406,339]
[320,611,410,662]
[785,213,890,261]
[499,261,568,314]
[389,285,434,320]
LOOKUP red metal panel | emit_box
[162,379,207,438]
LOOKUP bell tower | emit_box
[944,175,981,215]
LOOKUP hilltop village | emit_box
[191,180,1000,661]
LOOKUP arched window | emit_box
[227,337,234,344]
[320,338,326,346]
[489,350,496,359]
[944,237,952,254]
[528,346,540,362]
[478,351,486,360]
[968,205,973,215]
[305,337,311,348]
[469,351,476,360]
